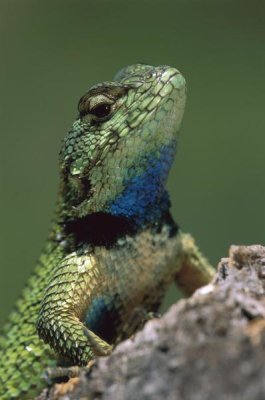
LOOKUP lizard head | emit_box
[60,64,186,226]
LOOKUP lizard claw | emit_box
[44,365,87,384]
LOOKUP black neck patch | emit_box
[63,212,137,248]
[63,211,179,249]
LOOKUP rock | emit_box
[39,245,265,400]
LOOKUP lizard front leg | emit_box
[174,232,215,296]
[36,251,112,366]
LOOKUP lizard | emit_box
[0,64,215,399]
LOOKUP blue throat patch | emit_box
[108,143,176,226]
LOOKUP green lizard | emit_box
[0,64,214,399]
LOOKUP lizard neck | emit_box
[107,143,175,226]
[62,210,178,249]
[60,143,178,247]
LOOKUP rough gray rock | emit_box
[39,245,265,400]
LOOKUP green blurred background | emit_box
[0,0,264,323]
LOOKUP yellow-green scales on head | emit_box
[0,64,214,399]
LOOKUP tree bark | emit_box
[38,244,265,400]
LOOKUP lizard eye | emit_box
[90,103,112,121]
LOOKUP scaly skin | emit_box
[0,64,214,399]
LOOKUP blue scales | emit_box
[109,143,176,226]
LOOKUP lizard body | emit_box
[0,64,214,399]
